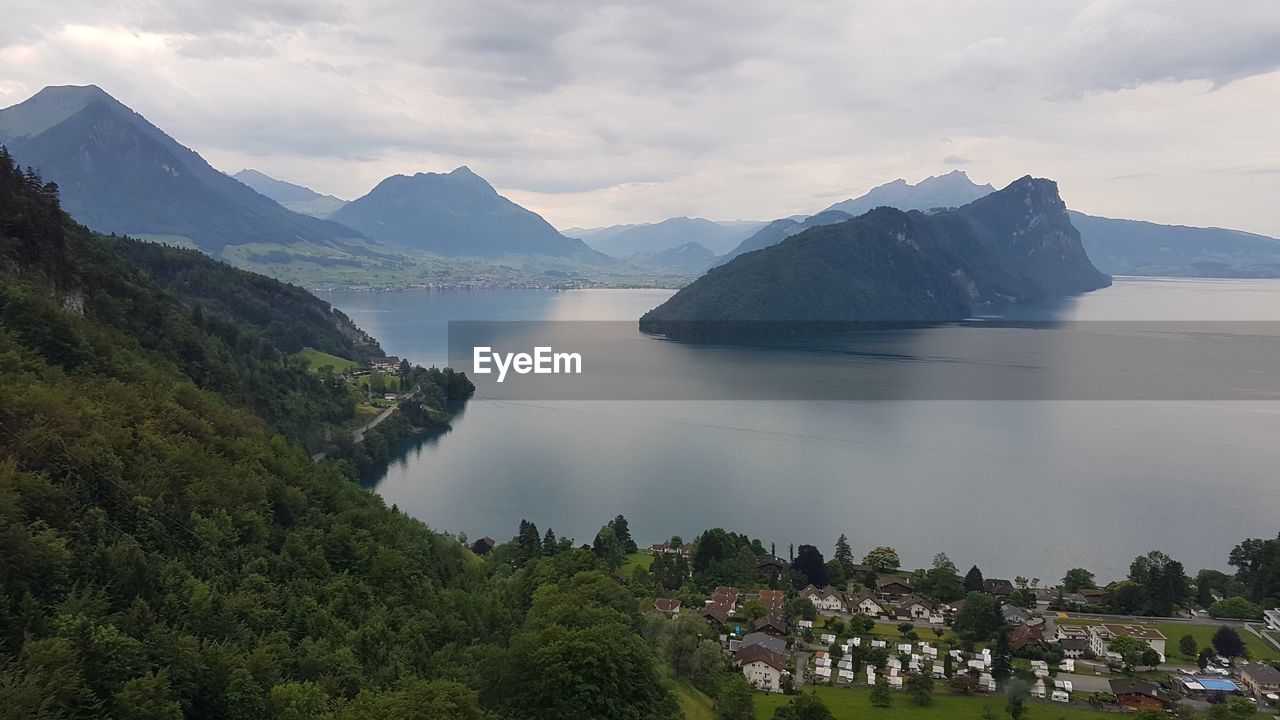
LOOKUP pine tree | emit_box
[835,534,854,572]
[964,565,985,593]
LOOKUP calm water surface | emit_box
[321,278,1280,580]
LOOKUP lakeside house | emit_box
[369,355,400,371]
[1011,621,1046,652]
[736,644,788,692]
[877,577,913,598]
[800,585,846,613]
[712,586,742,612]
[654,598,681,615]
[1240,663,1280,697]
[893,595,934,620]
[849,589,886,616]
[1088,623,1167,662]
[983,578,1015,597]
[754,614,787,637]
[1110,679,1176,711]
[702,602,730,629]
[756,589,786,616]
[650,541,692,557]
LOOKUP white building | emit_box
[737,645,788,693]
[800,585,847,613]
[1088,624,1167,663]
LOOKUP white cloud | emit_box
[2,0,1279,234]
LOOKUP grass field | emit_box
[293,348,359,373]
[754,686,1115,720]
[675,681,716,720]
[623,552,655,576]
[1056,619,1280,662]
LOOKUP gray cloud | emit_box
[1,0,1279,235]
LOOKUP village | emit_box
[640,540,1280,718]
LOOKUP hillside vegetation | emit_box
[0,148,679,720]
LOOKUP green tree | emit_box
[869,676,893,707]
[1209,596,1262,619]
[1212,625,1247,659]
[793,545,828,588]
[897,622,915,638]
[1062,568,1095,593]
[824,559,847,588]
[716,675,754,720]
[607,515,638,554]
[1179,634,1198,658]
[834,534,854,573]
[1109,636,1161,673]
[905,673,934,706]
[964,565,985,593]
[772,693,833,720]
[863,547,901,574]
[269,682,330,720]
[592,525,627,570]
[113,671,182,720]
[741,599,767,624]
[952,592,1004,641]
[991,627,1013,682]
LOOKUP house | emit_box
[739,631,787,655]
[894,595,933,620]
[702,602,730,629]
[1058,637,1088,658]
[712,586,742,612]
[469,537,495,556]
[736,645,788,692]
[1110,679,1175,711]
[1056,624,1088,642]
[1080,588,1107,605]
[983,578,1014,597]
[877,577,913,598]
[754,614,787,637]
[1241,663,1280,697]
[1088,624,1167,662]
[1001,603,1027,625]
[1264,608,1280,632]
[654,598,681,615]
[757,555,790,578]
[650,542,692,557]
[369,355,400,371]
[800,585,846,613]
[757,589,786,615]
[1010,622,1046,652]
[849,589,886,617]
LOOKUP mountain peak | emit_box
[0,84,123,140]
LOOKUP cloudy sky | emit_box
[3,0,1279,234]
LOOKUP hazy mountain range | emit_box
[232,168,348,218]
[4,84,1280,286]
[641,177,1111,338]
[573,217,767,257]
[330,168,603,259]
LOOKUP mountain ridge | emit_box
[640,176,1110,338]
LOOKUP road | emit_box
[352,404,398,443]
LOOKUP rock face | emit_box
[639,176,1111,339]
[330,167,600,258]
[0,85,361,255]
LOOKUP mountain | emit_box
[0,85,364,256]
[232,168,348,218]
[823,170,996,217]
[1068,211,1280,278]
[640,176,1110,338]
[628,241,717,274]
[587,216,766,257]
[330,167,602,258]
[717,210,853,265]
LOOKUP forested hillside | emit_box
[0,149,681,720]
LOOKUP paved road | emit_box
[352,404,398,443]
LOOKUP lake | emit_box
[321,278,1280,581]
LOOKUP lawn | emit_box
[622,552,654,576]
[754,686,1115,720]
[293,348,359,373]
[675,681,716,720]
[1056,619,1280,662]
